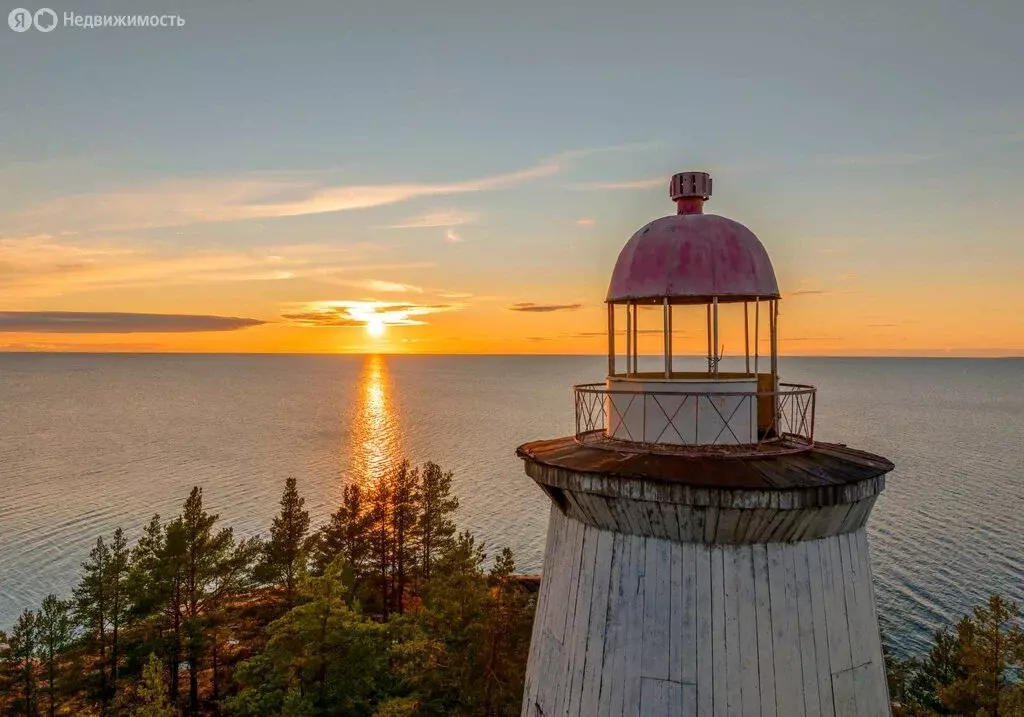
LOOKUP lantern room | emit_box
[573,171,815,452]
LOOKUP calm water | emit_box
[1,354,1022,656]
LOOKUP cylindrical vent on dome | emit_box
[670,171,712,201]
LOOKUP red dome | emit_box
[606,213,779,304]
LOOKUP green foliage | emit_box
[387,534,533,717]
[390,461,421,616]
[8,609,40,715]
[371,697,420,717]
[367,475,393,619]
[134,654,175,717]
[73,536,111,706]
[307,483,372,587]
[258,477,311,608]
[37,595,73,717]
[938,595,1024,716]
[178,486,261,716]
[890,595,1024,716]
[417,462,459,583]
[225,559,389,716]
[107,527,132,698]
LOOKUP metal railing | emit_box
[573,382,816,456]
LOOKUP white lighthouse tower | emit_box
[518,172,895,717]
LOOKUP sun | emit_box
[366,318,386,338]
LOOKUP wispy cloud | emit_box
[816,153,938,167]
[337,279,424,294]
[0,234,410,298]
[566,177,664,191]
[508,302,583,313]
[0,340,165,352]
[385,209,478,229]
[10,162,558,233]
[783,288,858,298]
[783,289,830,297]
[8,142,664,234]
[547,141,663,164]
[445,229,462,243]
[575,218,595,227]
[0,311,264,334]
[281,300,460,328]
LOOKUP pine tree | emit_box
[178,487,259,716]
[129,514,188,708]
[106,527,131,700]
[135,653,175,717]
[906,626,966,711]
[418,462,459,583]
[224,559,388,716]
[73,536,110,708]
[261,478,311,608]
[36,595,72,717]
[402,530,489,715]
[307,483,371,585]
[9,609,39,716]
[390,460,421,614]
[481,548,534,716]
[0,629,11,714]
[937,595,1024,715]
[367,477,393,619]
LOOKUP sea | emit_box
[1,353,1022,657]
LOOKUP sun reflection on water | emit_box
[350,354,401,488]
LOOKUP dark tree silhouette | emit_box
[259,477,310,608]
[36,595,72,717]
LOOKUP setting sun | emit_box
[366,318,386,338]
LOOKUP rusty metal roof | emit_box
[606,213,780,304]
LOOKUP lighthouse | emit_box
[517,172,895,717]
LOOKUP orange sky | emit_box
[3,0,1024,357]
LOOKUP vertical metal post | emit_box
[706,303,712,374]
[771,299,779,429]
[754,299,760,375]
[607,302,615,377]
[632,302,638,374]
[744,302,750,375]
[667,301,673,377]
[663,297,670,378]
[712,296,719,377]
[625,301,632,377]
[770,300,779,380]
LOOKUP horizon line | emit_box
[1,351,1021,360]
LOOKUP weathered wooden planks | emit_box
[523,512,890,717]
[563,491,880,544]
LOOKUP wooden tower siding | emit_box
[517,439,894,717]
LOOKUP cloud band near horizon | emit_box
[0,311,265,333]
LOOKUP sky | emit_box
[1,0,1022,356]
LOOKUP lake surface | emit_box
[1,353,1022,656]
